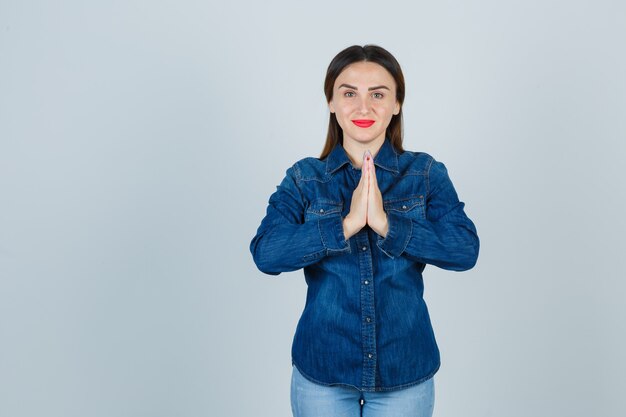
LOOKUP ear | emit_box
[393,101,400,115]
[329,100,335,114]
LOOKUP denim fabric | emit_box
[291,364,434,417]
[250,137,479,392]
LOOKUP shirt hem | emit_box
[291,358,440,392]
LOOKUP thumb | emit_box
[359,158,368,187]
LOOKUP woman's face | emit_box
[329,61,400,147]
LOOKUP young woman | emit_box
[250,45,479,417]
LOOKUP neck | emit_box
[343,136,386,169]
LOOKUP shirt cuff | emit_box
[318,216,350,254]
[377,212,412,258]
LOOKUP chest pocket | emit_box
[305,200,343,222]
[384,195,426,220]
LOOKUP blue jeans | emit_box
[290,365,435,417]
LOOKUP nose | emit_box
[357,95,370,115]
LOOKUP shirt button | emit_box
[366,317,371,323]
[364,280,369,285]
[368,353,373,359]
[361,246,367,251]
[319,209,324,213]
[402,205,407,210]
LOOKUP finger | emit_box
[369,158,378,190]
[366,152,374,187]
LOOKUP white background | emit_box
[1,1,625,416]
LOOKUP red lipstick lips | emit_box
[352,119,375,128]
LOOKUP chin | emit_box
[349,132,384,143]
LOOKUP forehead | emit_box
[334,61,396,89]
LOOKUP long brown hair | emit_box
[320,45,405,159]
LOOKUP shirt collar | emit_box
[325,136,400,175]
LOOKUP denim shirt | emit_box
[250,137,479,392]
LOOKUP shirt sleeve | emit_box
[250,164,351,275]
[376,159,479,271]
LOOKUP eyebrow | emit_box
[338,83,391,91]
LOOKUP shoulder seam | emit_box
[425,155,435,196]
[289,162,306,207]
[292,161,303,184]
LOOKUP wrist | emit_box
[372,215,389,238]
[342,216,359,240]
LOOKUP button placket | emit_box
[355,230,377,389]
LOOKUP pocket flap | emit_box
[384,195,424,213]
[306,200,343,217]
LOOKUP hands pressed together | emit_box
[342,151,389,240]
